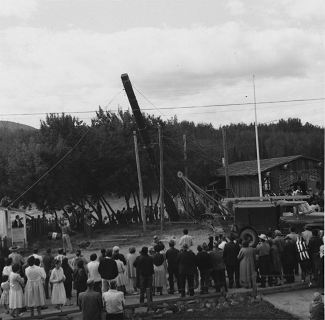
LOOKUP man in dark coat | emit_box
[210,242,227,292]
[223,233,241,288]
[98,249,118,293]
[308,229,324,282]
[165,240,180,294]
[133,246,154,303]
[196,244,213,294]
[282,236,297,283]
[177,243,197,297]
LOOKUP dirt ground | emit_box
[31,220,220,258]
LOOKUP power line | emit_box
[0,97,323,117]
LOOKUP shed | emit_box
[213,155,323,197]
[0,207,27,249]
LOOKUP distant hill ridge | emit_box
[0,121,37,131]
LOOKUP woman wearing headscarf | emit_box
[73,260,87,306]
[25,256,46,316]
[309,292,324,320]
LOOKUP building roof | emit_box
[216,155,320,177]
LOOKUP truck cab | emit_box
[279,201,324,235]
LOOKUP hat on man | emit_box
[9,244,20,252]
[308,188,313,191]
[274,230,282,236]
[284,235,292,241]
[258,234,267,241]
[112,246,120,252]
[87,278,94,285]
[303,224,312,230]
[153,235,158,239]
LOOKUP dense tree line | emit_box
[0,112,323,223]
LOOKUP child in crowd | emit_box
[0,275,10,314]
[50,260,66,311]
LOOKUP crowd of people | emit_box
[0,225,323,319]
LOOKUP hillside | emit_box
[0,120,37,131]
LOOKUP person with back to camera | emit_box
[210,241,228,293]
[1,274,10,314]
[177,243,197,297]
[79,278,103,320]
[223,233,241,288]
[60,222,74,253]
[179,229,193,248]
[98,249,118,294]
[237,240,255,289]
[87,253,102,294]
[102,279,125,320]
[25,256,46,316]
[133,247,154,303]
[196,243,213,294]
[9,263,25,318]
[165,239,180,294]
[61,258,74,306]
[126,247,139,295]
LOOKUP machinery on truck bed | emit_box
[177,172,324,246]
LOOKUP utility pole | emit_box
[253,75,263,197]
[158,125,164,230]
[222,127,230,197]
[133,131,147,232]
[183,134,189,213]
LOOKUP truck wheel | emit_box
[240,229,258,247]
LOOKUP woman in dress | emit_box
[152,246,167,295]
[1,275,10,314]
[3,258,12,276]
[126,247,138,294]
[25,256,46,316]
[73,260,87,306]
[50,259,66,311]
[237,240,255,289]
[113,254,128,294]
[61,258,74,306]
[9,263,25,318]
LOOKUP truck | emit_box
[232,198,324,246]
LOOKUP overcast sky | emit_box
[0,0,324,129]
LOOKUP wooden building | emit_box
[212,155,323,197]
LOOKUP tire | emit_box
[240,228,258,247]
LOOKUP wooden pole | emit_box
[253,75,263,197]
[222,127,230,198]
[133,131,147,232]
[183,134,189,214]
[158,125,164,230]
